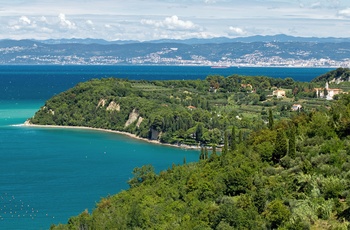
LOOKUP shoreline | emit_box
[22,122,201,150]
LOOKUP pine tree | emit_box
[205,147,209,159]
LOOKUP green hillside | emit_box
[49,93,350,229]
[312,68,350,84]
[29,75,329,147]
[28,73,350,229]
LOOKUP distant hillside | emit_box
[0,38,350,66]
[36,34,350,45]
[311,67,350,83]
[150,34,350,44]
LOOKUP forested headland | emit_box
[29,68,350,229]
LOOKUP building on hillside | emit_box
[314,82,343,100]
[241,83,255,93]
[291,104,302,111]
[187,105,197,110]
[241,84,253,89]
[273,89,286,98]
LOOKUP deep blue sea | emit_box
[0,65,334,229]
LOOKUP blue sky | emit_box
[1,0,350,40]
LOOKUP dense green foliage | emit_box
[50,92,350,230]
[29,69,350,229]
[312,67,350,84]
[30,73,333,147]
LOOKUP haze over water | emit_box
[0,65,333,229]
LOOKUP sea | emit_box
[0,65,334,229]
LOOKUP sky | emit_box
[0,0,350,41]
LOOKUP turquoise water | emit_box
[0,100,199,229]
[0,65,333,229]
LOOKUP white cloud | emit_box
[58,13,76,29]
[40,16,48,23]
[204,0,217,4]
[19,16,31,25]
[0,1,350,40]
[310,1,322,9]
[229,26,246,36]
[141,15,199,31]
[338,8,350,17]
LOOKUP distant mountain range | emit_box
[0,35,349,66]
[35,34,350,45]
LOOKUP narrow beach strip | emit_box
[22,122,200,150]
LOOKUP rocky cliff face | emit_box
[96,99,106,108]
[125,109,140,128]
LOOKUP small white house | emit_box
[273,90,286,98]
[291,104,302,111]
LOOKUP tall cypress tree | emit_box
[238,130,243,144]
[195,123,203,142]
[288,125,296,159]
[230,126,236,151]
[200,147,204,160]
[268,109,274,130]
[223,131,228,156]
[211,145,216,158]
[273,129,288,164]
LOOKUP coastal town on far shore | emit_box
[1,39,349,67]
[7,52,350,67]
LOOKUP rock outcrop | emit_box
[96,99,106,108]
[125,109,139,128]
[136,117,144,128]
[106,101,120,111]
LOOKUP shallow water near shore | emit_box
[0,100,199,229]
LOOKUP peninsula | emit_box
[29,68,350,229]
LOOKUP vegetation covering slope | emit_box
[49,93,350,229]
[312,68,350,84]
[28,70,350,229]
[29,73,332,147]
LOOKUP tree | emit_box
[151,115,164,132]
[238,130,243,144]
[195,123,204,142]
[323,87,328,99]
[212,145,216,157]
[230,126,236,151]
[263,199,291,229]
[272,129,288,164]
[222,131,228,156]
[288,125,296,159]
[128,165,156,188]
[268,109,274,130]
[200,147,205,160]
